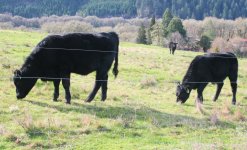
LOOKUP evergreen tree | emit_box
[162,8,173,28]
[146,28,152,45]
[199,35,211,52]
[147,16,155,45]
[136,24,147,44]
[150,15,156,28]
[166,17,186,37]
[151,23,163,46]
[162,8,173,37]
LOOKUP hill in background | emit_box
[0,0,247,19]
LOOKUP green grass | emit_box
[0,30,247,149]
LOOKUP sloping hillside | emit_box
[0,30,247,149]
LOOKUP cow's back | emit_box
[30,33,116,77]
[196,53,238,82]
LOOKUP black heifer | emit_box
[13,32,119,104]
[176,52,238,105]
[169,42,178,55]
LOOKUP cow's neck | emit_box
[182,61,198,90]
[182,75,194,90]
[20,64,39,78]
[20,54,41,77]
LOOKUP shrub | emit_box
[211,37,247,57]
[95,26,114,33]
[211,37,232,52]
[114,23,138,42]
[0,22,13,29]
[41,21,94,33]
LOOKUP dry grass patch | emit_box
[141,76,157,88]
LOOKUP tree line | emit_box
[0,0,88,18]
[136,9,247,56]
[0,0,247,19]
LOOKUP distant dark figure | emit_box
[169,42,178,55]
[13,32,119,104]
[176,52,238,105]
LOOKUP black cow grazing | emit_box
[176,52,238,105]
[169,42,178,55]
[13,32,119,104]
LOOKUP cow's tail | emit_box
[112,46,119,78]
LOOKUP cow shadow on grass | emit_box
[179,54,197,59]
[23,99,236,130]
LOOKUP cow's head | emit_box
[173,43,178,48]
[176,82,191,103]
[13,69,37,99]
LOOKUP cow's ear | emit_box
[14,69,21,76]
[176,82,181,86]
[185,87,190,93]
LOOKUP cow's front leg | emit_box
[101,74,108,101]
[53,79,60,102]
[197,83,207,104]
[62,77,71,104]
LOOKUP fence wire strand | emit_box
[0,76,242,84]
[0,42,245,59]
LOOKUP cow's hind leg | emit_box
[85,70,104,103]
[230,82,237,105]
[213,83,224,102]
[53,79,61,102]
[101,74,108,101]
[62,77,71,104]
[229,78,237,105]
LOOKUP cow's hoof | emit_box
[101,96,107,102]
[196,100,203,105]
[85,97,94,103]
[232,101,236,105]
[66,102,71,105]
[85,99,92,103]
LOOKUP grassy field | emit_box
[0,30,247,150]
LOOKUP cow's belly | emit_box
[72,64,98,75]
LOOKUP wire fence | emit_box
[0,44,245,84]
[0,76,242,85]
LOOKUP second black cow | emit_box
[13,32,119,104]
[169,42,178,55]
[176,52,238,105]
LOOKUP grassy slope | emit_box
[0,30,246,149]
